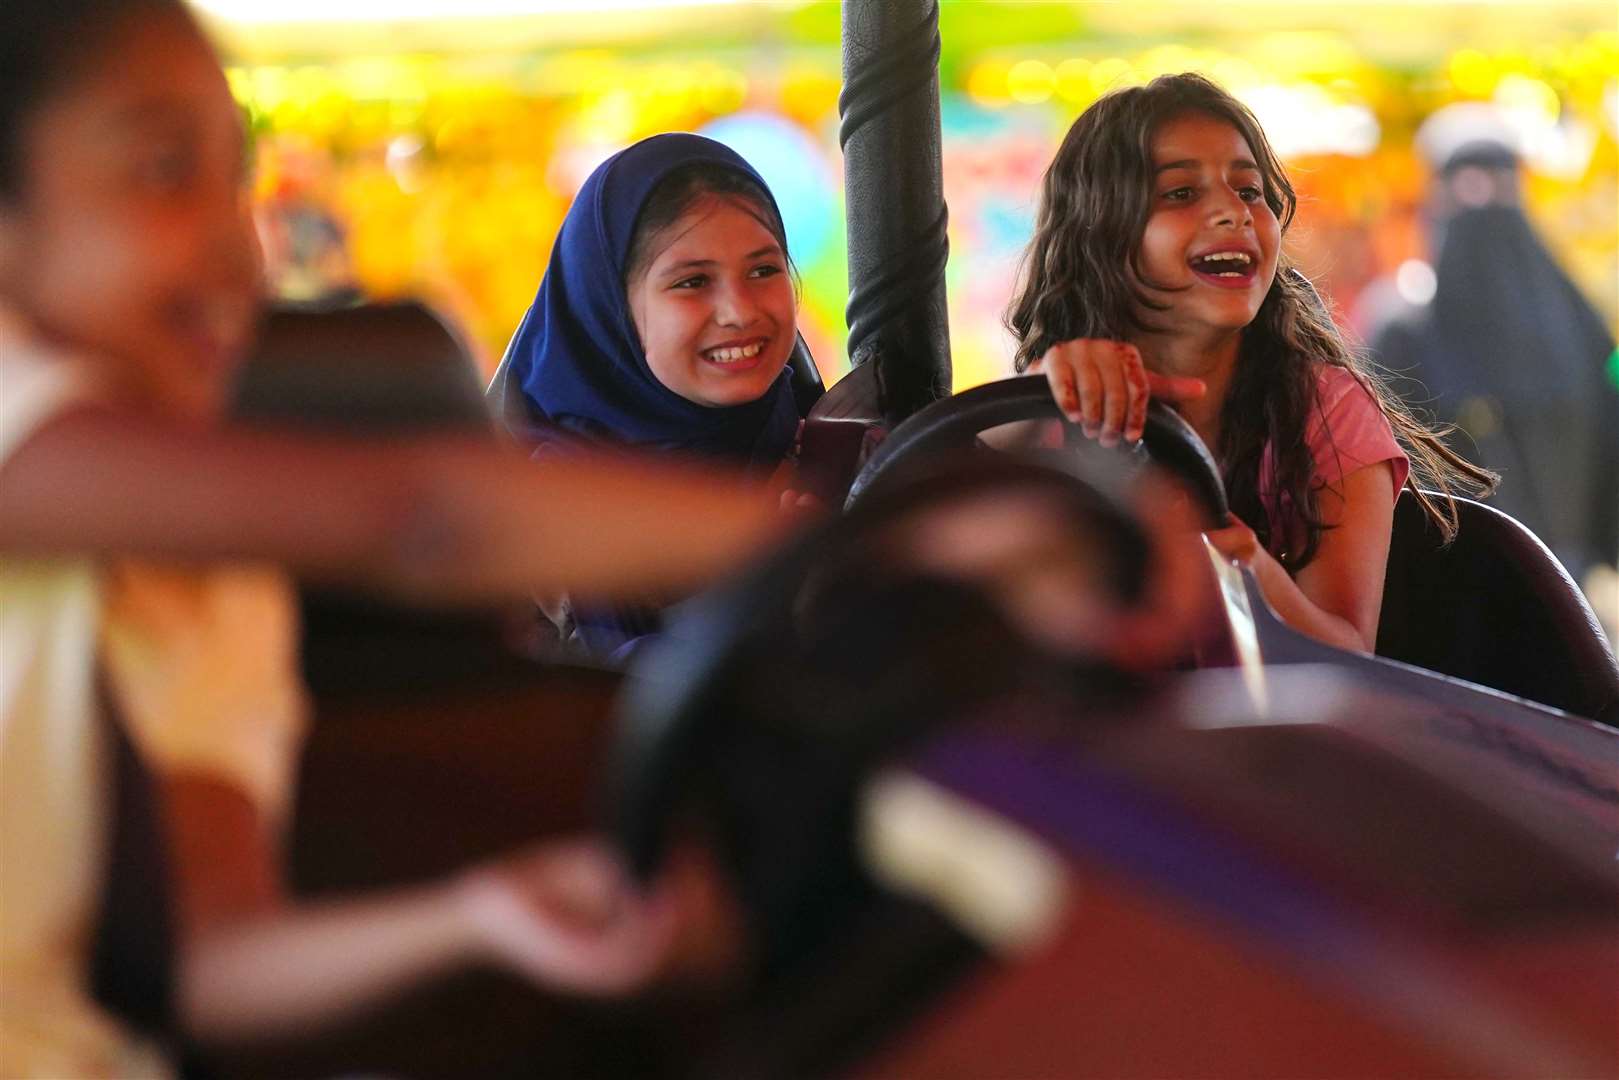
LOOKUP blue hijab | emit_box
[498,132,800,470]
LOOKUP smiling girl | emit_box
[493,134,806,657]
[1008,73,1493,652]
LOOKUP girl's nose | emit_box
[210,191,263,293]
[713,280,761,327]
[228,197,265,290]
[1210,187,1253,228]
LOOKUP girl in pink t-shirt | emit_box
[1009,73,1493,652]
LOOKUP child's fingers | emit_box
[1042,358,1082,422]
[1072,356,1104,437]
[468,839,679,996]
[1039,339,1146,441]
[778,489,826,521]
[1121,346,1151,443]
[1146,371,1208,403]
[1095,354,1129,447]
[1203,518,1260,566]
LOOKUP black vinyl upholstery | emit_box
[235,300,490,433]
[232,300,533,696]
[1377,491,1619,725]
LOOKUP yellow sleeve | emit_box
[99,562,309,826]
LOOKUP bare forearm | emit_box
[179,880,484,1045]
[0,409,783,601]
[160,777,480,1043]
[1246,552,1373,652]
[161,777,673,1044]
[390,442,785,602]
[1204,466,1393,654]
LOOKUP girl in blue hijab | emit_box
[491,133,806,658]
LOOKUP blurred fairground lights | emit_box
[196,0,1619,392]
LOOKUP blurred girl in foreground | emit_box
[0,1,786,1073]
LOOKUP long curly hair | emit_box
[1007,72,1493,567]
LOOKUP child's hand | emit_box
[1034,340,1206,447]
[779,487,826,520]
[768,451,828,522]
[457,839,677,997]
[1202,515,1261,567]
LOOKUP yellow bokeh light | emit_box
[1008,60,1056,105]
[967,60,1014,108]
[1255,32,1360,80]
[1449,49,1496,97]
[1211,56,1264,94]
[250,65,291,108]
[1054,58,1093,106]
[1139,43,1203,82]
[781,63,841,125]
[1495,74,1562,122]
[698,66,749,115]
[1089,57,1135,94]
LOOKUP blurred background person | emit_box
[1365,106,1618,623]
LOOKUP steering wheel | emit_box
[845,377,1229,526]
[610,451,1152,886]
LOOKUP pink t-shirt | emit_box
[1259,364,1409,561]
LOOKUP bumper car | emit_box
[201,212,1615,1080]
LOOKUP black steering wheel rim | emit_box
[610,451,1152,882]
[845,377,1229,525]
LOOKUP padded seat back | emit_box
[235,300,490,433]
[1377,491,1619,724]
[232,300,530,696]
[797,361,885,505]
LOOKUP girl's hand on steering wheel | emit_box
[1033,340,1206,447]
[768,452,828,522]
[1203,515,1262,567]
[779,487,826,519]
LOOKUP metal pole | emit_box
[839,0,951,424]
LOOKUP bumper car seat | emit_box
[1378,490,1619,726]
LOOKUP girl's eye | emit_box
[1160,186,1195,203]
[138,146,197,193]
[1238,186,1265,203]
[749,263,783,279]
[670,275,709,290]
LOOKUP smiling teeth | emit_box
[706,342,764,363]
[1193,251,1253,278]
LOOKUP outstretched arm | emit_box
[0,406,785,602]
[163,776,673,1045]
